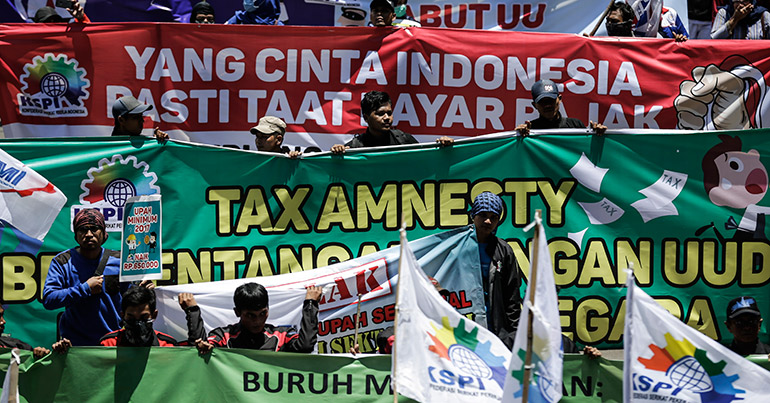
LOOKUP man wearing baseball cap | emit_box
[111,95,169,142]
[724,296,770,356]
[516,79,606,136]
[471,191,522,349]
[370,0,395,26]
[250,116,301,158]
[42,209,154,345]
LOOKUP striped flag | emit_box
[629,0,662,37]
[0,148,66,241]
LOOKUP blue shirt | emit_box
[42,247,124,346]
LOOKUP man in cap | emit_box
[190,1,216,24]
[370,0,395,26]
[724,296,770,355]
[471,191,522,349]
[251,116,301,158]
[111,96,169,141]
[42,209,154,346]
[515,79,606,136]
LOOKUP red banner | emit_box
[1,23,769,149]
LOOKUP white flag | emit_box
[624,273,770,402]
[503,218,563,402]
[0,148,66,241]
[394,228,512,402]
[629,0,662,37]
[0,349,20,403]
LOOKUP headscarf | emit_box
[470,192,503,218]
[72,209,106,232]
[721,0,768,27]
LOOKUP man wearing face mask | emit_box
[226,0,282,25]
[392,0,421,27]
[605,1,636,36]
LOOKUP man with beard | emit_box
[43,209,154,346]
[515,79,606,136]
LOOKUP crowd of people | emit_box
[27,0,770,40]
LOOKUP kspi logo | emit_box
[17,53,90,118]
[71,155,160,232]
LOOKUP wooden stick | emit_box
[521,210,542,402]
[353,293,362,352]
[589,0,616,36]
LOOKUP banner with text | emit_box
[1,24,768,150]
[2,130,770,352]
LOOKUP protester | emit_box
[369,0,395,27]
[604,2,636,36]
[688,0,714,38]
[42,209,154,346]
[192,283,323,352]
[392,0,420,27]
[471,191,523,349]
[516,79,606,136]
[32,2,89,23]
[226,0,282,25]
[330,91,452,154]
[251,116,301,158]
[723,296,770,355]
[190,1,216,24]
[0,306,50,359]
[711,0,770,39]
[111,96,169,142]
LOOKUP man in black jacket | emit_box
[723,296,770,356]
[516,79,606,136]
[331,91,452,154]
[471,191,523,349]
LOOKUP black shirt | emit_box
[530,114,585,130]
[345,129,418,149]
[725,340,770,356]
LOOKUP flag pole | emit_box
[588,0,615,36]
[391,223,408,403]
[521,210,542,402]
[353,293,362,351]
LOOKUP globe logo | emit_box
[40,72,68,98]
[104,179,136,207]
[448,344,492,379]
[666,356,713,393]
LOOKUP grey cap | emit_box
[531,79,560,103]
[250,116,287,136]
[112,96,152,118]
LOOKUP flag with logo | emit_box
[0,148,66,241]
[502,217,563,402]
[629,0,663,37]
[394,228,512,402]
[624,272,770,402]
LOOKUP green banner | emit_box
[2,131,770,349]
[1,348,767,402]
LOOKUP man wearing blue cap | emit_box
[724,296,770,356]
[111,96,168,141]
[516,79,606,136]
[471,191,522,349]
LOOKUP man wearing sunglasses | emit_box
[724,296,770,356]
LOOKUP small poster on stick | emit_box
[120,195,162,282]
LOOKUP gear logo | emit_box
[71,155,160,232]
[427,316,508,391]
[17,53,90,118]
[638,333,744,402]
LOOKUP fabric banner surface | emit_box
[624,274,770,402]
[0,22,765,150]
[2,347,769,402]
[393,228,511,402]
[154,227,483,353]
[504,218,563,402]
[2,130,770,352]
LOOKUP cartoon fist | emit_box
[675,64,750,131]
